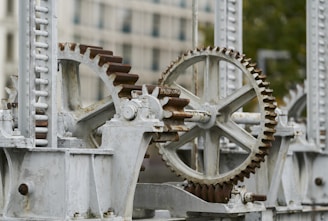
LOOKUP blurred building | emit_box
[0,0,215,103]
[57,0,215,104]
[0,0,18,101]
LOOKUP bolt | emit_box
[251,194,267,202]
[122,104,137,120]
[18,183,29,195]
[243,192,267,203]
[315,177,324,186]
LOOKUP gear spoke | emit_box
[58,43,138,146]
[204,55,220,103]
[75,96,116,132]
[202,129,220,176]
[218,84,256,114]
[216,119,256,152]
[171,82,202,109]
[60,60,82,111]
[163,125,202,150]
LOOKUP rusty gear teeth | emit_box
[184,182,233,203]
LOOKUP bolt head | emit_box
[315,177,324,186]
[122,105,137,120]
[18,183,29,195]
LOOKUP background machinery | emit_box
[0,0,328,221]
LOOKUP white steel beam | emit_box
[215,0,243,97]
[306,0,328,150]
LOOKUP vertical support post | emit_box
[18,0,57,147]
[191,0,199,170]
[306,0,328,151]
[214,0,243,97]
[45,0,58,148]
[191,0,198,96]
[18,1,35,145]
[191,0,198,49]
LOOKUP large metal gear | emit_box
[57,43,138,145]
[57,42,190,145]
[157,47,277,186]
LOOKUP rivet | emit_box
[18,183,29,195]
[315,177,324,186]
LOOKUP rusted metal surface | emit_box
[157,87,181,98]
[89,48,113,59]
[79,44,102,54]
[163,110,193,119]
[248,194,267,202]
[106,63,131,74]
[161,97,189,109]
[185,182,233,203]
[98,55,123,66]
[118,84,142,98]
[152,132,179,142]
[18,183,29,196]
[113,73,139,86]
[35,120,48,127]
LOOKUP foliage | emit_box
[200,1,306,103]
[243,0,306,102]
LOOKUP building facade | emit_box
[0,0,215,104]
[0,0,18,101]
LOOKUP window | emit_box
[6,0,13,15]
[180,0,186,8]
[73,0,81,24]
[122,44,132,64]
[151,48,160,71]
[205,1,211,12]
[152,14,160,37]
[179,18,187,41]
[121,9,132,33]
[98,3,105,29]
[6,33,14,61]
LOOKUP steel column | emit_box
[18,1,34,144]
[19,0,57,147]
[306,0,328,151]
[215,0,243,97]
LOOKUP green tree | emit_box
[243,0,306,102]
[200,1,306,103]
